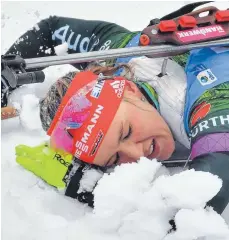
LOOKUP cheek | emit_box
[128,107,157,129]
[93,116,121,166]
[129,105,169,139]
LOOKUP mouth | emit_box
[148,139,156,158]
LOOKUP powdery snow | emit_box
[1,1,229,240]
[19,94,43,130]
[92,158,228,240]
[54,42,69,56]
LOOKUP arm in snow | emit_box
[64,159,105,207]
[5,16,133,71]
[15,142,104,207]
[189,152,229,214]
[6,16,59,59]
[188,82,229,214]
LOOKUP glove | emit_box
[15,142,104,207]
[15,142,73,188]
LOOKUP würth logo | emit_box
[110,80,125,98]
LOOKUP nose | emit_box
[118,141,145,164]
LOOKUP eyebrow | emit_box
[105,122,123,166]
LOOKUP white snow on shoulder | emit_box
[152,169,222,209]
[54,42,69,56]
[45,48,52,54]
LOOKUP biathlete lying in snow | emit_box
[2,2,229,214]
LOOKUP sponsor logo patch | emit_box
[176,24,226,43]
[90,130,104,156]
[191,102,211,127]
[53,153,71,167]
[197,69,217,86]
[110,80,125,98]
[191,114,229,138]
[91,80,105,98]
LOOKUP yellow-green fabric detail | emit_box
[15,142,73,188]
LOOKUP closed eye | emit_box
[105,125,132,167]
[123,125,132,140]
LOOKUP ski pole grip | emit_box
[1,106,19,120]
[16,71,45,85]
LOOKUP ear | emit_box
[125,80,142,98]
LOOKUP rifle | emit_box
[1,6,229,120]
[1,54,45,119]
[1,38,229,120]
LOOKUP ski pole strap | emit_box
[160,1,213,21]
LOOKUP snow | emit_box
[78,168,103,194]
[54,42,69,56]
[19,94,43,130]
[1,1,229,240]
[167,208,229,240]
[93,158,229,240]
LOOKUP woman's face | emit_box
[94,81,175,166]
